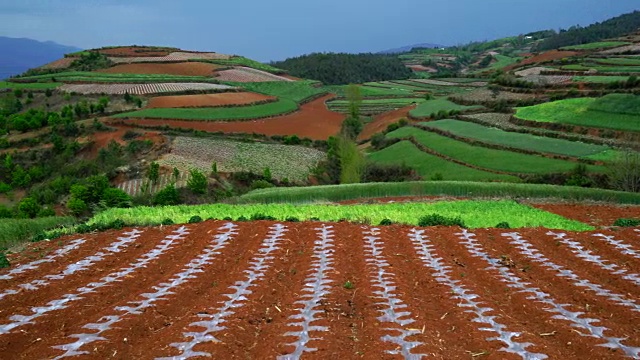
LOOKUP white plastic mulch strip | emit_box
[592,233,640,261]
[410,229,547,360]
[0,238,87,281]
[277,225,335,360]
[158,223,287,360]
[458,229,640,358]
[363,227,426,360]
[547,232,640,287]
[51,223,238,359]
[502,232,640,312]
[0,230,142,301]
[0,226,190,336]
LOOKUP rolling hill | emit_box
[0,37,82,80]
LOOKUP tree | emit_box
[17,197,40,218]
[173,167,180,181]
[263,167,272,182]
[337,136,365,184]
[67,197,88,216]
[341,84,363,140]
[153,184,180,205]
[147,162,160,183]
[607,148,640,192]
[210,162,217,176]
[187,169,207,194]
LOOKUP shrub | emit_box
[153,184,181,206]
[263,167,272,181]
[613,218,640,227]
[147,162,160,183]
[250,179,275,190]
[430,173,444,181]
[418,214,466,227]
[0,182,11,194]
[188,215,203,224]
[161,218,174,225]
[379,218,394,226]
[495,222,511,229]
[0,205,12,219]
[0,253,9,269]
[67,197,88,216]
[250,213,277,221]
[37,207,56,218]
[236,215,248,222]
[285,216,300,222]
[101,188,132,208]
[17,197,40,219]
[187,169,207,194]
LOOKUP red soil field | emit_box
[1,220,638,359]
[97,62,221,76]
[531,203,640,227]
[97,47,175,57]
[507,50,579,70]
[110,94,345,140]
[357,104,417,141]
[146,92,276,108]
[40,57,75,70]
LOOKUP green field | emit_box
[89,199,592,230]
[13,71,217,83]
[515,94,640,132]
[369,140,519,181]
[363,81,429,93]
[562,64,640,73]
[227,80,327,103]
[205,57,285,74]
[0,217,77,250]
[0,81,62,90]
[386,127,604,174]
[594,57,640,66]
[485,55,520,71]
[325,85,414,97]
[420,119,613,159]
[409,98,483,118]
[328,97,424,114]
[573,75,631,83]
[239,181,640,205]
[113,98,298,120]
[560,41,631,50]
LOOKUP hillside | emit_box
[0,37,81,80]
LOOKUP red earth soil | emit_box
[97,62,221,76]
[146,92,276,108]
[81,125,165,157]
[357,104,417,141]
[40,57,75,70]
[97,47,174,57]
[110,94,345,140]
[0,220,638,359]
[531,203,640,227]
[506,50,579,71]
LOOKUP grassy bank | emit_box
[0,217,77,250]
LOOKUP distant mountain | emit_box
[0,37,82,79]
[378,43,445,54]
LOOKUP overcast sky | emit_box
[0,1,637,61]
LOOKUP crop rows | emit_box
[214,67,293,82]
[116,172,191,196]
[108,52,231,63]
[59,83,235,95]
[1,222,638,359]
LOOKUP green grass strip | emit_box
[0,217,77,250]
[420,119,612,158]
[573,76,630,83]
[226,80,327,103]
[560,41,631,50]
[386,127,602,174]
[0,82,62,90]
[409,98,482,118]
[89,200,593,230]
[238,181,640,205]
[112,98,298,121]
[368,141,519,181]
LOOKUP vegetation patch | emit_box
[0,82,62,90]
[409,98,482,118]
[228,80,327,103]
[13,71,217,84]
[89,199,593,230]
[560,41,631,50]
[0,217,77,250]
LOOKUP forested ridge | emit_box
[534,11,640,51]
[272,53,412,85]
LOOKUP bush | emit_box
[67,197,88,216]
[613,218,640,227]
[285,216,300,222]
[250,179,275,190]
[187,169,207,194]
[0,205,13,219]
[161,218,174,225]
[0,253,9,269]
[495,222,511,229]
[379,218,394,226]
[236,215,248,222]
[418,214,466,227]
[0,182,12,194]
[101,188,132,208]
[188,215,203,224]
[37,207,56,218]
[153,184,181,206]
[250,213,277,221]
[17,197,40,218]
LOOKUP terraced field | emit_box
[327,97,424,115]
[385,127,605,174]
[1,220,638,359]
[214,67,292,82]
[14,72,218,84]
[409,98,483,118]
[419,119,616,160]
[58,83,235,95]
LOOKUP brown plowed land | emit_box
[1,220,639,359]
[97,47,175,57]
[146,92,276,108]
[507,50,579,71]
[39,57,75,70]
[357,104,416,141]
[113,94,345,140]
[531,203,640,227]
[97,62,221,76]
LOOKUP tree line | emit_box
[271,53,412,85]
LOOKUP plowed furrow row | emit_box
[158,223,288,359]
[0,229,142,301]
[409,229,548,360]
[546,231,640,287]
[503,232,640,312]
[278,225,335,360]
[593,232,640,260]
[0,238,86,281]
[363,227,426,359]
[0,226,190,335]
[50,223,237,359]
[457,229,640,358]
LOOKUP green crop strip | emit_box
[409,98,482,118]
[0,217,77,250]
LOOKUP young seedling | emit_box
[343,280,354,290]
